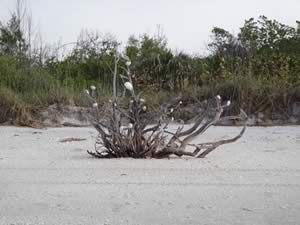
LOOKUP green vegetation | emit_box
[0,6,299,125]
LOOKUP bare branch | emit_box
[86,53,247,159]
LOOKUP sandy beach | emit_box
[0,125,299,225]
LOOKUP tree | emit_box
[62,30,119,76]
[208,16,299,58]
[0,13,28,59]
[239,16,297,53]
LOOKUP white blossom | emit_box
[124,82,133,91]
[142,106,147,111]
[126,60,131,66]
[128,123,133,129]
[171,117,174,121]
[85,89,90,95]
[226,100,231,106]
[90,85,96,91]
[216,95,222,100]
[140,98,145,103]
[105,49,111,55]
[92,102,98,108]
[179,101,183,105]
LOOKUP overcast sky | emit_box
[0,0,299,54]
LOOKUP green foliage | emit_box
[0,13,28,66]
[0,13,299,124]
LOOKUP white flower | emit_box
[85,89,90,95]
[171,117,174,121]
[142,106,147,111]
[226,100,231,106]
[140,98,145,103]
[179,101,183,105]
[92,102,98,108]
[108,99,112,103]
[126,60,131,66]
[130,100,134,104]
[90,85,96,91]
[216,95,221,100]
[128,123,133,129]
[105,49,111,55]
[170,108,174,113]
[124,82,133,91]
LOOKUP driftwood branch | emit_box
[86,55,247,159]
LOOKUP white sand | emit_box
[0,125,299,225]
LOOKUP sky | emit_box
[0,0,299,55]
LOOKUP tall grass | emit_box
[0,52,299,125]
